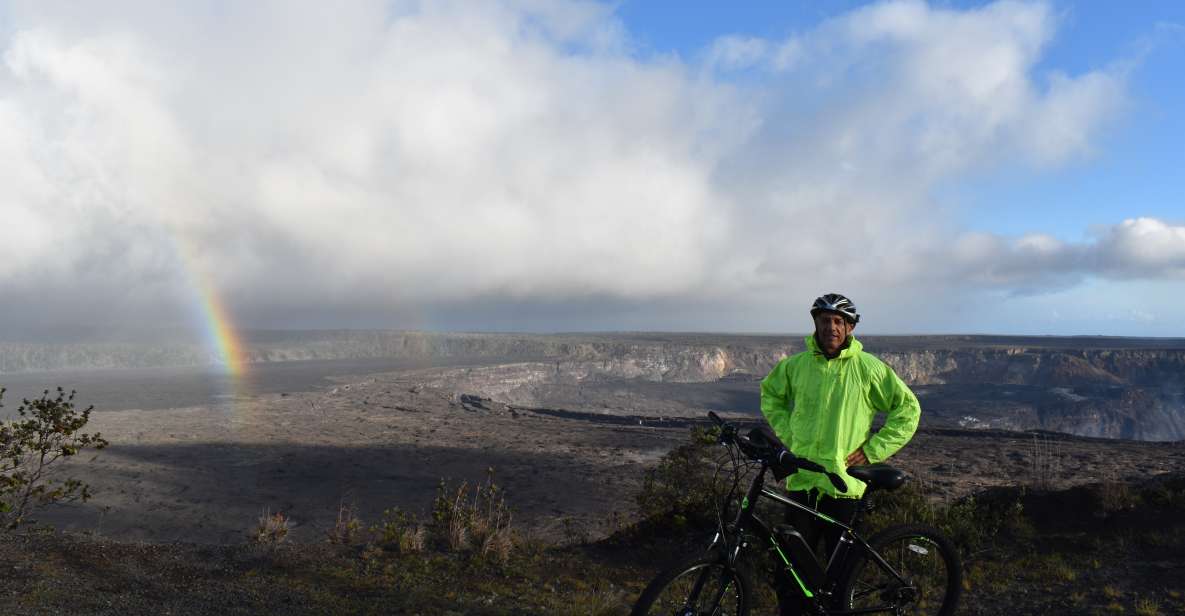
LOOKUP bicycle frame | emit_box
[707,461,918,615]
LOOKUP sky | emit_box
[0,0,1182,340]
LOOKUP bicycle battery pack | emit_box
[774,526,825,590]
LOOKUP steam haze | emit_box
[1,0,1182,338]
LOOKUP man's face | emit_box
[813,311,855,355]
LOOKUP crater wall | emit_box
[2,331,1181,441]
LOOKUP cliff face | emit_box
[3,333,1181,388]
[2,331,1182,441]
[879,347,1185,388]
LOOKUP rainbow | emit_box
[195,278,247,377]
[169,233,248,380]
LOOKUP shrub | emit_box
[372,507,426,554]
[1098,480,1139,513]
[430,468,516,562]
[861,481,1029,555]
[0,387,108,529]
[635,425,723,525]
[1134,595,1162,616]
[252,509,290,546]
[327,501,363,545]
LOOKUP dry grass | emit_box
[399,524,427,553]
[1099,480,1138,513]
[431,468,517,562]
[372,508,427,554]
[251,509,290,546]
[1133,596,1161,616]
[326,501,363,545]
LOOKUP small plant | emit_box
[1134,596,1161,616]
[433,479,472,551]
[560,515,589,546]
[605,509,630,536]
[252,509,290,546]
[327,501,363,544]
[372,507,426,554]
[0,387,108,529]
[430,468,516,562]
[1045,554,1077,582]
[635,425,723,525]
[1098,479,1139,513]
[860,480,1028,555]
[359,542,386,575]
[401,524,427,553]
[472,469,514,560]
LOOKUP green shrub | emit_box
[0,387,108,529]
[371,507,426,553]
[327,501,364,545]
[635,426,723,525]
[861,481,1029,554]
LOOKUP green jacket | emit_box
[760,335,920,499]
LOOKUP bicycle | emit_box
[631,412,961,615]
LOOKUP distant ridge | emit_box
[1,330,1183,375]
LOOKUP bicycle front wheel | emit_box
[631,554,752,616]
[837,524,962,616]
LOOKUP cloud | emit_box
[705,35,770,71]
[1096,217,1185,276]
[0,0,1156,335]
[935,218,1185,292]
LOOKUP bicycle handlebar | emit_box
[708,412,848,494]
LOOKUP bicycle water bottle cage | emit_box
[846,464,907,492]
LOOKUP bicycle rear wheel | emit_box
[631,554,752,616]
[837,524,961,616]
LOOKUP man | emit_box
[760,293,920,604]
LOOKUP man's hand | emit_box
[846,447,868,467]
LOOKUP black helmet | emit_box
[811,293,860,324]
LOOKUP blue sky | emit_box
[611,1,1185,336]
[617,1,1184,242]
[0,0,1182,339]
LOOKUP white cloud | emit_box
[1097,217,1185,275]
[705,35,767,70]
[0,0,1158,335]
[933,218,1185,291]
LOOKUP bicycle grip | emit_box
[795,457,849,493]
[708,411,723,426]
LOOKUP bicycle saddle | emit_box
[847,464,907,491]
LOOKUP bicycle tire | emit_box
[631,554,753,616]
[837,523,962,616]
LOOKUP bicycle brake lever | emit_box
[828,472,848,494]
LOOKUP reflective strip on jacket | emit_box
[760,335,920,499]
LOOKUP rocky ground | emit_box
[0,356,1181,615]
[35,361,1185,548]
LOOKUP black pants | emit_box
[776,490,861,616]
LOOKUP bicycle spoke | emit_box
[644,562,743,616]
[841,527,959,616]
